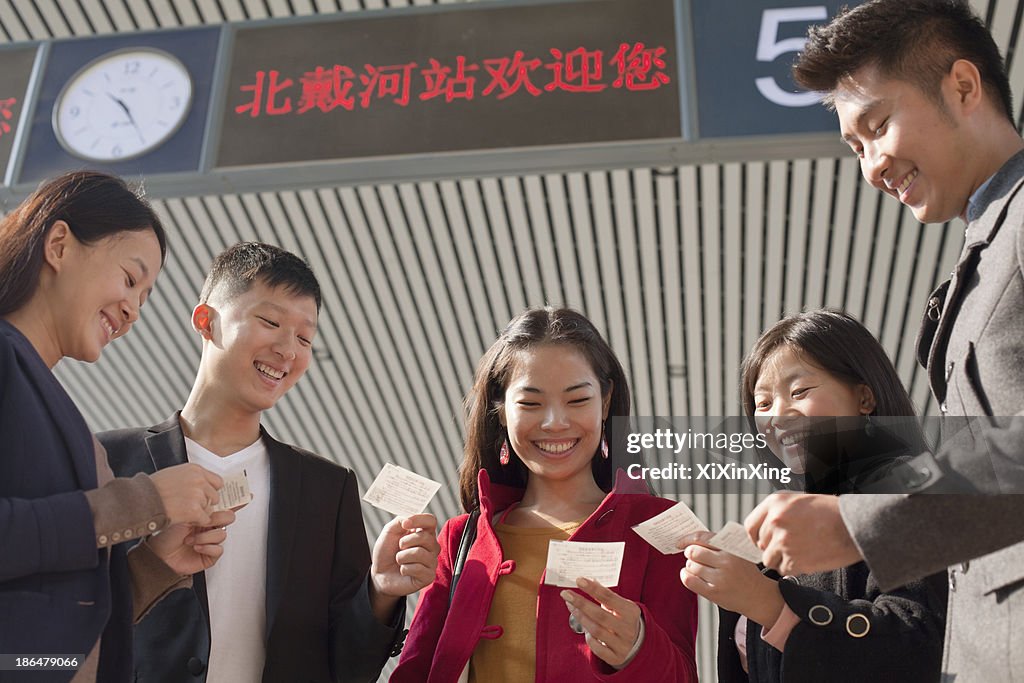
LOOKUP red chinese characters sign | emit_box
[0,43,35,181]
[216,0,680,168]
[0,97,17,139]
[233,43,670,118]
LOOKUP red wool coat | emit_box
[390,470,699,682]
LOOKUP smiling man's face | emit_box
[836,64,975,223]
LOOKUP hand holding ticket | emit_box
[211,470,252,512]
[363,463,442,518]
[544,540,625,588]
[708,521,763,564]
[634,502,762,564]
[631,501,708,554]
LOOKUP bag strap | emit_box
[449,509,480,605]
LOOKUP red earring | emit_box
[499,440,510,466]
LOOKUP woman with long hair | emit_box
[392,306,698,682]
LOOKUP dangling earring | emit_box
[600,422,609,460]
[864,414,875,438]
[499,439,510,466]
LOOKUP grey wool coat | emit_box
[840,148,1024,682]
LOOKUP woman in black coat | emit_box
[681,310,947,683]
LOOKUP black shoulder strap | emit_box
[449,509,480,605]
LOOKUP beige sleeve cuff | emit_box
[127,539,192,623]
[84,473,169,548]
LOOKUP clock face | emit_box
[53,48,193,162]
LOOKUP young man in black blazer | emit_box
[103,242,439,683]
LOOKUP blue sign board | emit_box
[691,1,861,138]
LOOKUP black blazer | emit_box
[0,320,132,683]
[101,414,405,683]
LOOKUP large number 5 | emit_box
[755,6,828,107]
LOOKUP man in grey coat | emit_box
[743,1,1024,680]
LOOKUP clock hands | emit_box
[106,92,146,146]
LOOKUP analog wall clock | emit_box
[52,48,193,162]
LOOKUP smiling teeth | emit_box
[537,440,577,454]
[101,316,115,339]
[255,362,285,379]
[780,431,811,447]
[898,169,918,194]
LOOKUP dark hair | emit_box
[459,307,630,513]
[741,309,930,493]
[741,309,916,418]
[200,242,321,311]
[794,0,1014,123]
[0,171,166,316]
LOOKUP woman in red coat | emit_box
[391,307,698,683]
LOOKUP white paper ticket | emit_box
[212,470,252,512]
[631,501,709,555]
[362,463,442,518]
[709,521,763,564]
[543,540,625,588]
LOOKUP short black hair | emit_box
[200,242,321,311]
[794,0,1013,123]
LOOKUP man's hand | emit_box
[148,509,236,575]
[150,463,223,526]
[369,514,440,622]
[744,492,863,575]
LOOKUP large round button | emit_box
[808,604,833,626]
[846,613,870,638]
[187,657,205,675]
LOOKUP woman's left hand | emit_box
[561,577,643,669]
[679,531,784,627]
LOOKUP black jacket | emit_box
[717,563,947,683]
[0,320,131,683]
[101,414,405,683]
[718,418,947,683]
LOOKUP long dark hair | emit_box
[741,309,918,419]
[0,171,167,316]
[741,309,929,492]
[459,307,631,513]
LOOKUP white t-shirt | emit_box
[185,436,271,683]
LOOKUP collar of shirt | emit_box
[965,174,996,223]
